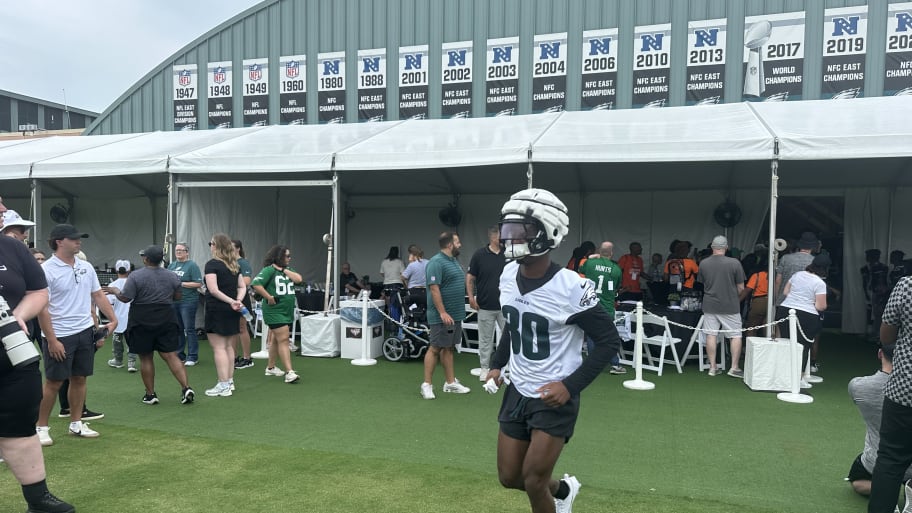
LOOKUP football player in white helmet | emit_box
[486,188,622,513]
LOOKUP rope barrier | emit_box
[641,308,788,335]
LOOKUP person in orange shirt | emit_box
[664,240,699,291]
[618,242,645,302]
[740,257,769,338]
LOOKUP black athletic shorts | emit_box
[127,322,181,354]
[498,383,580,443]
[847,454,871,482]
[0,360,43,437]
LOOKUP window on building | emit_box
[17,102,39,129]
[45,107,64,130]
[0,97,10,132]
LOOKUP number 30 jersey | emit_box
[499,261,601,398]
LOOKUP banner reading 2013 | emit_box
[441,41,473,118]
[531,33,567,113]
[632,23,671,108]
[821,6,867,99]
[279,55,306,125]
[742,12,805,102]
[399,45,429,119]
[686,19,726,105]
[485,37,519,116]
[357,48,386,122]
[318,51,346,124]
[172,64,198,131]
[885,2,912,96]
[242,58,268,126]
[581,28,618,110]
[207,61,233,128]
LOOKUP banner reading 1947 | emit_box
[742,12,805,102]
[821,6,867,99]
[317,51,346,124]
[885,2,912,96]
[279,55,306,125]
[172,64,198,131]
[441,41,473,118]
[485,36,519,116]
[632,23,671,108]
[207,61,233,128]
[531,32,567,113]
[357,48,386,122]
[399,45,429,119]
[686,18,726,105]
[581,28,618,110]
[242,58,268,126]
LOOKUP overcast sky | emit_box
[0,0,263,113]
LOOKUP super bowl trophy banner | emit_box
[399,45,429,119]
[632,23,671,108]
[242,58,269,126]
[485,36,520,116]
[580,28,618,110]
[742,12,805,102]
[821,6,868,99]
[884,2,912,96]
[172,64,198,131]
[441,41,473,118]
[357,48,387,122]
[207,61,233,128]
[685,18,727,105]
[279,55,306,125]
[531,32,567,113]
[317,51,346,124]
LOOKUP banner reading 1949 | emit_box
[742,11,805,102]
[686,18,726,105]
[581,28,617,110]
[885,2,912,96]
[632,23,671,108]
[242,58,268,126]
[441,41,473,118]
[821,6,867,99]
[357,48,386,122]
[317,51,346,124]
[279,55,306,125]
[172,64,198,131]
[207,61,233,128]
[531,32,567,113]
[399,45,429,119]
[485,36,519,116]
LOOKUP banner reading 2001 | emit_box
[399,45,429,119]
[821,6,868,99]
[742,12,805,102]
[172,64,198,131]
[632,23,671,108]
[485,36,519,116]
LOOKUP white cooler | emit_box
[743,337,803,392]
[300,313,341,357]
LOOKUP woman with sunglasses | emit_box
[251,245,303,384]
[203,234,245,397]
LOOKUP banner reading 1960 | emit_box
[441,41,473,118]
[821,6,867,99]
[531,32,567,113]
[318,51,346,123]
[581,28,618,110]
[686,18,727,105]
[632,23,671,108]
[742,12,805,102]
[885,2,912,96]
[242,58,268,126]
[485,36,519,116]
[207,61,233,128]
[399,45,429,119]
[357,48,386,122]
[279,55,306,125]
[172,64,198,131]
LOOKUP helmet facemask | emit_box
[499,215,550,261]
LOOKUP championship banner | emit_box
[686,19,727,105]
[485,36,519,116]
[399,45,429,119]
[357,48,386,122]
[531,32,567,113]
[172,64,198,131]
[885,2,912,96]
[580,28,618,110]
[441,41,473,118]
[632,23,671,108]
[242,58,269,126]
[317,51,346,124]
[742,12,805,102]
[207,61,233,128]
[821,6,867,99]
[279,55,306,125]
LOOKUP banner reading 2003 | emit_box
[485,36,519,116]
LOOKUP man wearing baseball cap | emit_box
[697,235,746,378]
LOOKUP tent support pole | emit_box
[526,144,533,189]
[31,179,42,248]
[765,140,780,338]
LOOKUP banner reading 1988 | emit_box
[441,41,473,118]
[632,24,671,108]
[821,6,867,99]
[686,19,726,105]
[485,36,519,116]
[172,64,198,131]
[531,33,567,113]
[357,48,386,122]
[399,45,429,119]
[885,2,912,96]
[207,61,233,128]
[581,28,617,110]
[742,12,805,102]
[279,55,306,125]
[318,51,346,123]
[242,58,268,126]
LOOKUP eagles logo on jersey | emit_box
[579,280,598,309]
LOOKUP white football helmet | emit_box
[499,188,569,260]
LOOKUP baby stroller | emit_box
[383,288,429,361]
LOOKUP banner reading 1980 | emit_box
[357,48,386,122]
[279,55,306,125]
[742,12,805,102]
[242,58,268,126]
[885,2,912,96]
[531,32,567,113]
[485,36,519,116]
[318,51,346,124]
[441,41,473,118]
[632,23,671,108]
[399,45,429,119]
[581,28,617,110]
[172,64,198,131]
[821,6,867,99]
[207,61,233,128]
[686,19,726,105]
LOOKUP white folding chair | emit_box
[614,311,635,366]
[681,315,728,371]
[637,313,683,376]
[458,304,480,354]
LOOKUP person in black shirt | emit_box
[466,226,506,380]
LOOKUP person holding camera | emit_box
[0,226,75,512]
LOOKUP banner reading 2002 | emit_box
[441,41,473,118]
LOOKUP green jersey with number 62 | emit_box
[578,256,621,315]
[252,266,297,325]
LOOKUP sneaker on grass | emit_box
[68,421,99,438]
[727,368,744,378]
[707,368,721,376]
[36,426,53,447]
[107,358,123,368]
[228,379,235,391]
[264,366,285,377]
[235,357,255,369]
[478,368,490,382]
[554,474,580,513]
[181,387,195,404]
[142,393,160,405]
[420,382,435,400]
[81,408,104,421]
[127,363,138,373]
[608,365,627,375]
[26,490,75,513]
[285,370,300,384]
[443,379,470,394]
[205,382,232,397]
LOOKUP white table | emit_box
[300,313,340,357]
[743,337,802,392]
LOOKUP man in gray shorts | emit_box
[697,236,746,377]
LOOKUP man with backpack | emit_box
[664,240,699,293]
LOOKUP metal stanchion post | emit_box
[352,290,377,366]
[777,309,812,404]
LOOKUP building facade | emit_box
[0,89,96,134]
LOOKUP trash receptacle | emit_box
[339,299,385,359]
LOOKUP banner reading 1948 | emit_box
[242,58,268,126]
[317,51,346,124]
[632,23,671,108]
[885,2,912,96]
[172,64,198,131]
[357,48,386,122]
[207,61,233,128]
[485,36,519,116]
[581,28,617,110]
[399,45,429,119]
[531,32,567,113]
[441,41,473,118]
[821,6,867,99]
[742,12,805,102]
[279,55,306,125]
[686,19,726,105]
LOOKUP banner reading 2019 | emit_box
[821,6,868,99]
[485,37,519,116]
[742,12,805,102]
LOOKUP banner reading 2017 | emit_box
[318,51,346,124]
[821,6,868,99]
[686,19,726,105]
[885,2,912,96]
[172,64,198,131]
[742,12,805,102]
[207,61,233,128]
[632,23,671,108]
[531,33,567,113]
[580,28,618,110]
[485,37,519,116]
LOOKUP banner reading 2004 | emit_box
[531,32,567,113]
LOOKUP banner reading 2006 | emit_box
[581,28,618,110]
[742,12,805,102]
[172,64,198,131]
[531,33,567,113]
[485,36,519,116]
[441,41,473,118]
[318,51,346,124]
[279,55,306,125]
[686,19,726,105]
[821,6,868,99]
[885,2,912,96]
[207,61,233,128]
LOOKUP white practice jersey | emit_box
[499,261,600,397]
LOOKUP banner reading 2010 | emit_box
[632,23,671,108]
